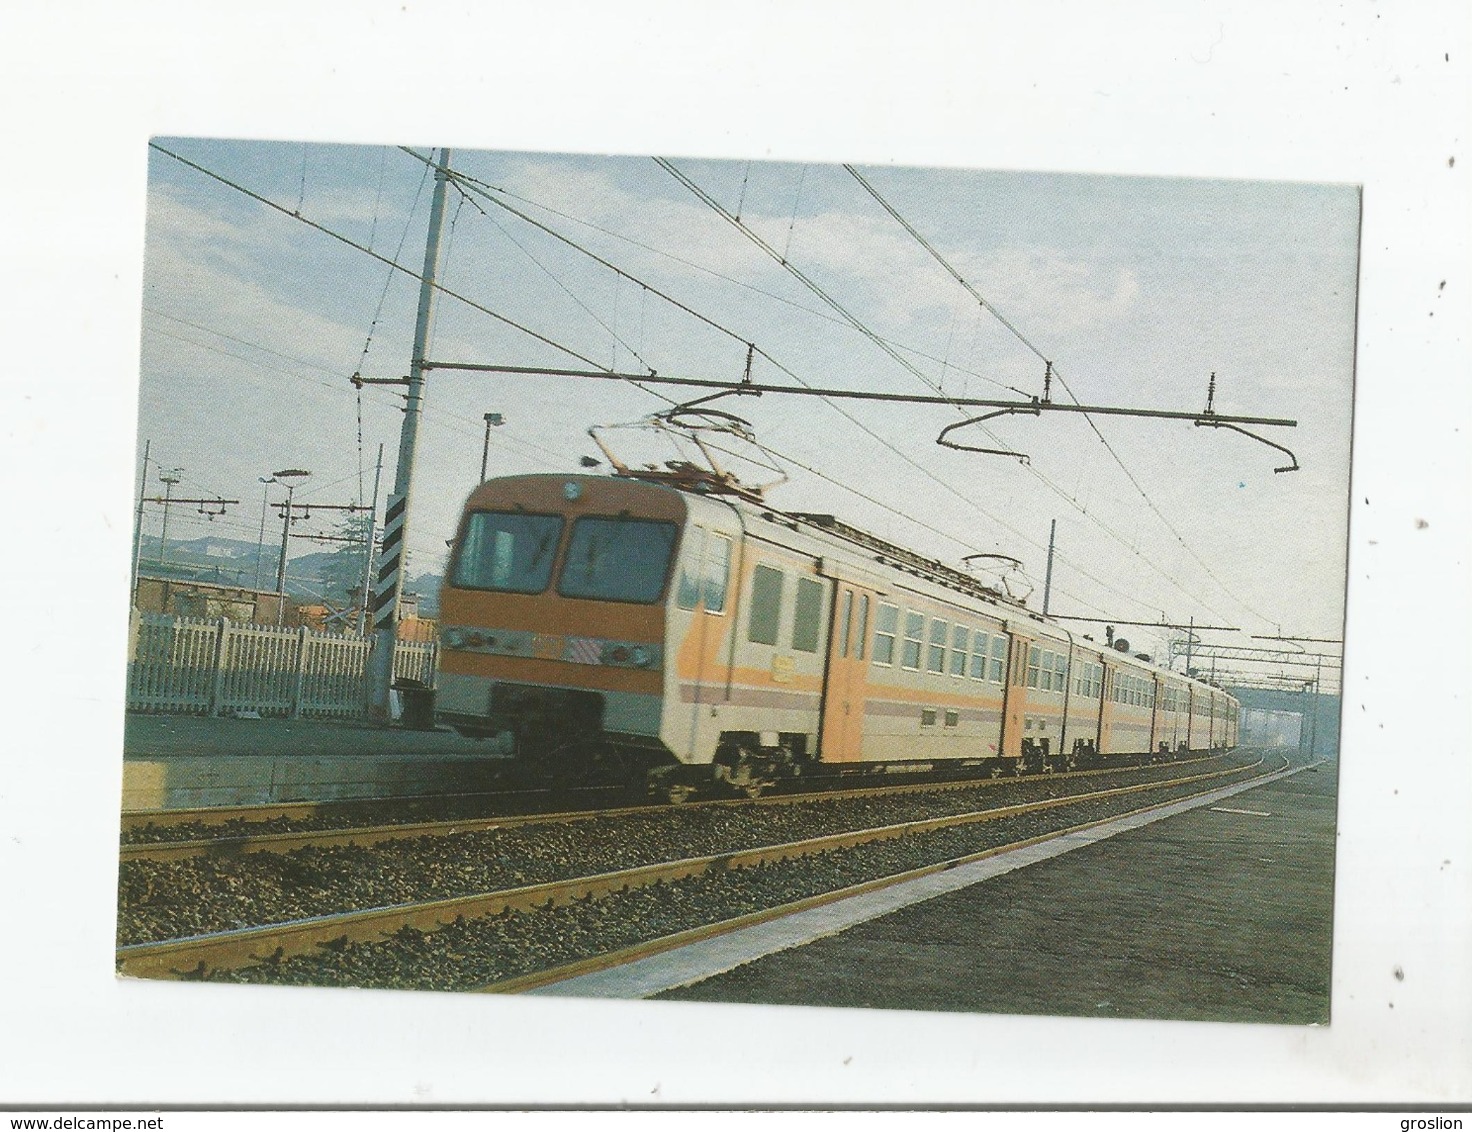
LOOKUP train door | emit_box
[1099,664,1117,753]
[1149,674,1162,755]
[673,526,737,760]
[819,583,878,762]
[1000,632,1033,761]
[1186,685,1196,750]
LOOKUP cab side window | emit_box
[676,528,707,610]
[702,534,731,612]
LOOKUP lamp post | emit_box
[480,412,504,482]
[157,467,182,568]
[254,476,274,590]
[270,468,310,626]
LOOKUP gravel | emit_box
[120,760,1263,993]
[117,756,1250,945]
[198,767,1263,991]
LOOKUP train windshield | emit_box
[558,517,677,604]
[452,511,564,593]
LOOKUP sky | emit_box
[139,139,1359,687]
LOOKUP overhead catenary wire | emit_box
[842,162,1277,629]
[410,154,1027,399]
[418,154,1168,619]
[460,185,654,373]
[149,306,1118,616]
[143,319,569,476]
[351,153,434,503]
[654,156,1244,628]
[150,142,608,373]
[157,143,1243,632]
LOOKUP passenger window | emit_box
[1027,645,1041,689]
[990,634,1007,682]
[856,595,870,661]
[702,534,731,613]
[873,602,898,665]
[970,630,989,680]
[950,624,969,676]
[791,576,824,653]
[902,612,924,670]
[927,619,948,674]
[747,564,784,646]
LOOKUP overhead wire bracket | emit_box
[1194,374,1300,472]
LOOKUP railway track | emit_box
[117,781,624,839]
[117,754,1276,988]
[120,752,1235,863]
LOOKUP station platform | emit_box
[121,714,509,810]
[544,757,1338,1025]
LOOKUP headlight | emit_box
[443,627,466,648]
[629,646,652,668]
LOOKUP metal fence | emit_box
[126,611,437,718]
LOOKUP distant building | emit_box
[134,575,287,626]
[134,574,435,640]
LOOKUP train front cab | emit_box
[434,474,688,771]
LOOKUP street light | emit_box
[267,468,311,625]
[481,412,504,482]
[157,467,182,567]
[254,476,275,590]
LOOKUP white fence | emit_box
[126,611,437,718]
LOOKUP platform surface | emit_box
[123,714,505,760]
[121,714,508,809]
[657,761,1338,1024]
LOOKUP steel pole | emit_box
[275,483,295,626]
[1042,518,1056,616]
[358,444,384,635]
[1309,659,1321,760]
[369,148,453,718]
[130,440,150,602]
[254,480,270,590]
[157,474,177,567]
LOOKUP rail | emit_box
[116,756,1269,980]
[119,753,1233,861]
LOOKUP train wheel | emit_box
[664,783,695,805]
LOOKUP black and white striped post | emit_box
[367,147,453,721]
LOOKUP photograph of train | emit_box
[118,139,1356,1026]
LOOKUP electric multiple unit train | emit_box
[434,471,1240,797]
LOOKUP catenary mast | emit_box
[367,147,452,719]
